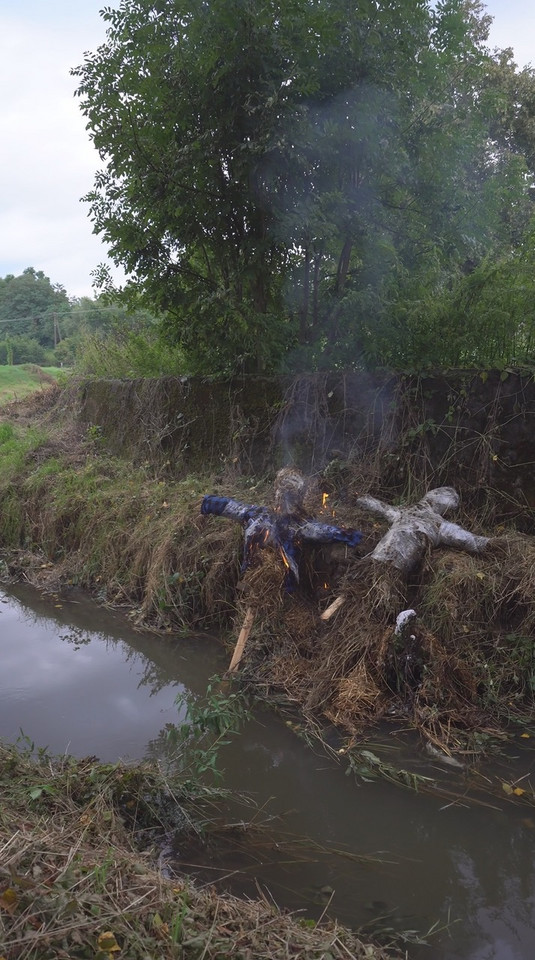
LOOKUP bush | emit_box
[0,336,53,366]
[75,328,187,377]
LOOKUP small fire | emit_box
[321,491,335,517]
[279,547,290,569]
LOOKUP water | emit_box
[1,582,535,959]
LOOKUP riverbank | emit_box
[1,380,534,764]
[0,740,396,960]
[0,376,534,956]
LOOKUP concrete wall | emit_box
[78,370,535,526]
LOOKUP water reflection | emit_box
[1,583,535,959]
[0,583,226,759]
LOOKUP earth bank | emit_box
[0,370,535,957]
[1,373,534,759]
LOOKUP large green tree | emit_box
[73,0,534,373]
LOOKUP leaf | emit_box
[513,787,526,796]
[502,782,514,795]
[521,733,531,739]
[97,930,121,954]
[0,888,17,914]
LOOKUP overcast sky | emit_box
[0,1,534,301]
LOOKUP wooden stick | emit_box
[228,606,255,672]
[320,595,346,621]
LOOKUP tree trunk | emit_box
[299,246,310,344]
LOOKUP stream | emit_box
[1,582,535,959]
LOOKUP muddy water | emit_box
[1,583,535,960]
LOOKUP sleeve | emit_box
[298,520,362,547]
[201,495,261,523]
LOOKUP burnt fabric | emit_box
[201,494,362,588]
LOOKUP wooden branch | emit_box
[228,606,255,673]
[320,595,346,621]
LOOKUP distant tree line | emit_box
[0,267,183,375]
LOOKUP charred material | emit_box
[201,468,362,588]
[201,495,362,587]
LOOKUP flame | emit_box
[322,492,329,509]
[324,582,329,590]
[279,547,290,569]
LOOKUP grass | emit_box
[0,365,66,405]
[1,382,534,772]
[0,741,398,960]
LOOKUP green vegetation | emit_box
[5,6,535,377]
[1,739,393,960]
[0,365,64,404]
[71,0,535,374]
[0,267,182,377]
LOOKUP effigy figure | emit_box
[356,487,489,575]
[321,486,489,621]
[201,467,362,589]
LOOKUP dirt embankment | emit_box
[1,373,534,761]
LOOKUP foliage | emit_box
[358,229,535,369]
[167,679,251,783]
[72,0,535,374]
[0,268,176,376]
[0,335,54,366]
[0,267,69,349]
[75,325,186,377]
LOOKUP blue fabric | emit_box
[201,494,362,588]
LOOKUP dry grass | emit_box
[1,385,535,759]
[0,743,396,960]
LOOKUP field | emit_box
[0,364,65,405]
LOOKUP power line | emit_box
[0,306,132,326]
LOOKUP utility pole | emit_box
[53,313,61,347]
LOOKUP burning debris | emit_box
[201,468,362,590]
[201,468,363,672]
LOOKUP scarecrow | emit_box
[201,467,363,668]
[321,486,489,620]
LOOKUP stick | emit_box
[228,606,255,672]
[320,595,346,621]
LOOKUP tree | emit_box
[73,0,535,374]
[0,268,70,349]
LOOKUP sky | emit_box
[0,1,534,301]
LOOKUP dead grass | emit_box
[1,385,535,760]
[0,742,396,960]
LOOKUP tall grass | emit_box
[75,328,187,378]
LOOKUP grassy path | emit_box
[0,364,65,405]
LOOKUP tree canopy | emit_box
[73,0,535,373]
[0,268,70,349]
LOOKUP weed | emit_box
[0,741,390,960]
[167,678,251,783]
